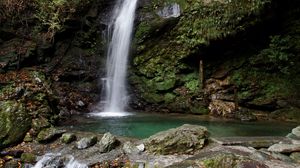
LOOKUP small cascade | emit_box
[33,153,87,168]
[93,0,138,117]
[157,3,181,18]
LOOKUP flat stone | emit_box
[212,136,288,148]
[268,144,300,153]
[261,150,294,162]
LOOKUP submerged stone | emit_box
[144,124,208,155]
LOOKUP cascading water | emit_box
[33,153,87,168]
[94,0,138,117]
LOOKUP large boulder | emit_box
[99,132,120,153]
[0,101,31,149]
[144,124,209,155]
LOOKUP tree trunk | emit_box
[199,59,204,89]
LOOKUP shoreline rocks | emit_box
[144,124,209,155]
[1,125,300,168]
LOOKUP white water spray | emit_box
[94,0,138,117]
[33,153,87,168]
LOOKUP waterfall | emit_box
[94,0,138,117]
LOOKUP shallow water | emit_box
[64,112,297,139]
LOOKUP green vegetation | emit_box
[132,0,272,112]
[250,35,295,74]
[0,0,91,41]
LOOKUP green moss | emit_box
[164,93,176,103]
[184,79,199,92]
[0,83,15,98]
[143,93,164,104]
[0,101,31,149]
[202,153,240,168]
[30,70,46,81]
[21,153,37,163]
[190,106,209,115]
[61,133,76,144]
[132,0,272,111]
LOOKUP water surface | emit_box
[64,112,296,139]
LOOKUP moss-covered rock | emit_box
[61,133,77,144]
[0,68,60,146]
[167,152,268,168]
[21,153,37,163]
[36,127,66,143]
[144,124,208,155]
[0,101,31,149]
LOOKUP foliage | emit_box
[33,0,90,42]
[255,35,295,74]
[0,0,91,42]
[0,0,33,23]
[132,0,272,109]
[174,0,271,50]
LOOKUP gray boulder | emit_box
[99,132,119,153]
[122,141,140,155]
[268,144,300,153]
[76,136,97,149]
[0,101,31,149]
[292,126,300,138]
[144,124,208,155]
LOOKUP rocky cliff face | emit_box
[0,0,116,148]
[130,0,300,120]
